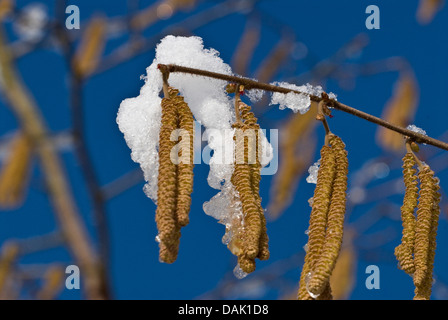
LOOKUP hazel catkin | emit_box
[395,153,418,275]
[303,146,336,270]
[394,151,442,300]
[413,166,441,300]
[230,101,269,273]
[155,86,195,264]
[307,135,348,297]
[298,143,336,300]
[298,134,348,300]
[156,93,182,264]
[239,101,270,261]
[413,165,436,287]
[173,92,195,227]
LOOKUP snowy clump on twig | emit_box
[270,82,314,114]
[407,124,427,145]
[406,124,427,136]
[117,35,273,202]
[245,88,265,103]
[269,82,337,114]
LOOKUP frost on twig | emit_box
[406,124,427,136]
[407,124,427,145]
[269,82,337,114]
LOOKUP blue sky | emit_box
[0,0,447,300]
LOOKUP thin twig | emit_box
[159,64,448,152]
[316,100,331,141]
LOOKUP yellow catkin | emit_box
[308,135,348,297]
[304,146,336,267]
[251,154,269,261]
[298,144,336,300]
[0,132,32,208]
[230,101,270,273]
[231,169,259,271]
[232,123,261,261]
[413,165,436,287]
[171,90,195,227]
[156,93,181,264]
[155,86,195,263]
[226,200,245,257]
[414,168,441,300]
[239,101,269,261]
[395,153,418,275]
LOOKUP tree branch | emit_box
[158,64,448,152]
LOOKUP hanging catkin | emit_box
[155,86,195,263]
[232,127,261,259]
[395,153,418,275]
[298,143,336,299]
[304,146,336,269]
[413,165,436,287]
[230,100,269,273]
[172,90,195,227]
[298,133,348,300]
[413,165,441,299]
[307,135,348,297]
[239,101,269,261]
[394,149,442,300]
[156,91,181,263]
[232,123,261,271]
